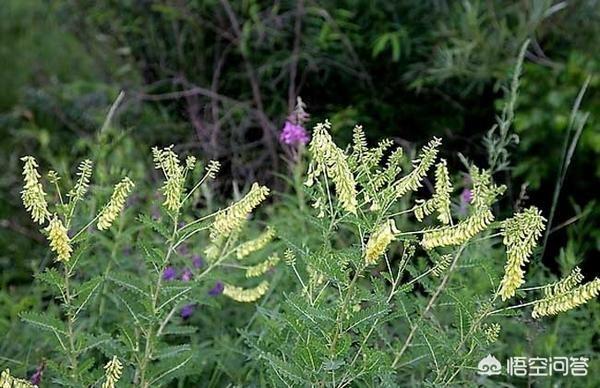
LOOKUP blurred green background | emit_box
[1,0,598,386]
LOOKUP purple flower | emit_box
[180,304,195,319]
[181,268,193,282]
[461,188,473,204]
[177,243,189,256]
[192,255,204,269]
[163,266,177,281]
[30,363,44,385]
[459,188,473,215]
[280,121,310,146]
[208,281,224,296]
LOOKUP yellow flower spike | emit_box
[544,267,584,298]
[0,369,37,387]
[236,226,276,259]
[245,254,280,278]
[498,206,546,301]
[152,145,185,212]
[68,159,93,202]
[101,356,123,388]
[532,278,600,319]
[209,183,270,243]
[421,208,494,250]
[46,215,72,263]
[97,177,135,230]
[432,254,452,277]
[432,159,452,224]
[223,280,270,302]
[395,137,441,199]
[482,323,501,344]
[20,156,50,225]
[205,160,221,179]
[364,219,398,266]
[185,155,197,170]
[305,120,358,214]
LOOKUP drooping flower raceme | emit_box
[394,137,441,199]
[305,120,358,214]
[97,177,135,230]
[421,167,505,250]
[236,226,276,259]
[532,277,600,318]
[46,216,72,263]
[1,368,37,388]
[364,219,398,266]
[20,156,50,225]
[101,356,123,388]
[414,159,453,224]
[223,280,270,302]
[208,183,270,243]
[245,254,280,278]
[498,206,546,300]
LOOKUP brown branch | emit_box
[219,0,279,173]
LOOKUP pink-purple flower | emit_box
[181,268,193,282]
[280,121,310,146]
[30,363,44,385]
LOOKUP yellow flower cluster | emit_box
[209,183,270,243]
[283,248,296,266]
[394,137,441,198]
[101,356,123,388]
[236,226,276,259]
[421,166,505,250]
[97,177,135,230]
[498,206,546,301]
[432,254,452,277]
[532,278,600,319]
[68,159,93,202]
[153,146,185,212]
[305,120,357,214]
[0,369,37,388]
[185,155,197,170]
[482,323,501,344]
[421,208,494,250]
[414,159,453,224]
[364,219,398,265]
[205,160,221,179]
[470,167,506,209]
[46,215,72,262]
[370,148,404,193]
[544,267,584,298]
[350,125,368,159]
[223,280,270,302]
[246,254,280,278]
[20,156,50,224]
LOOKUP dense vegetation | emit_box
[1,1,598,386]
